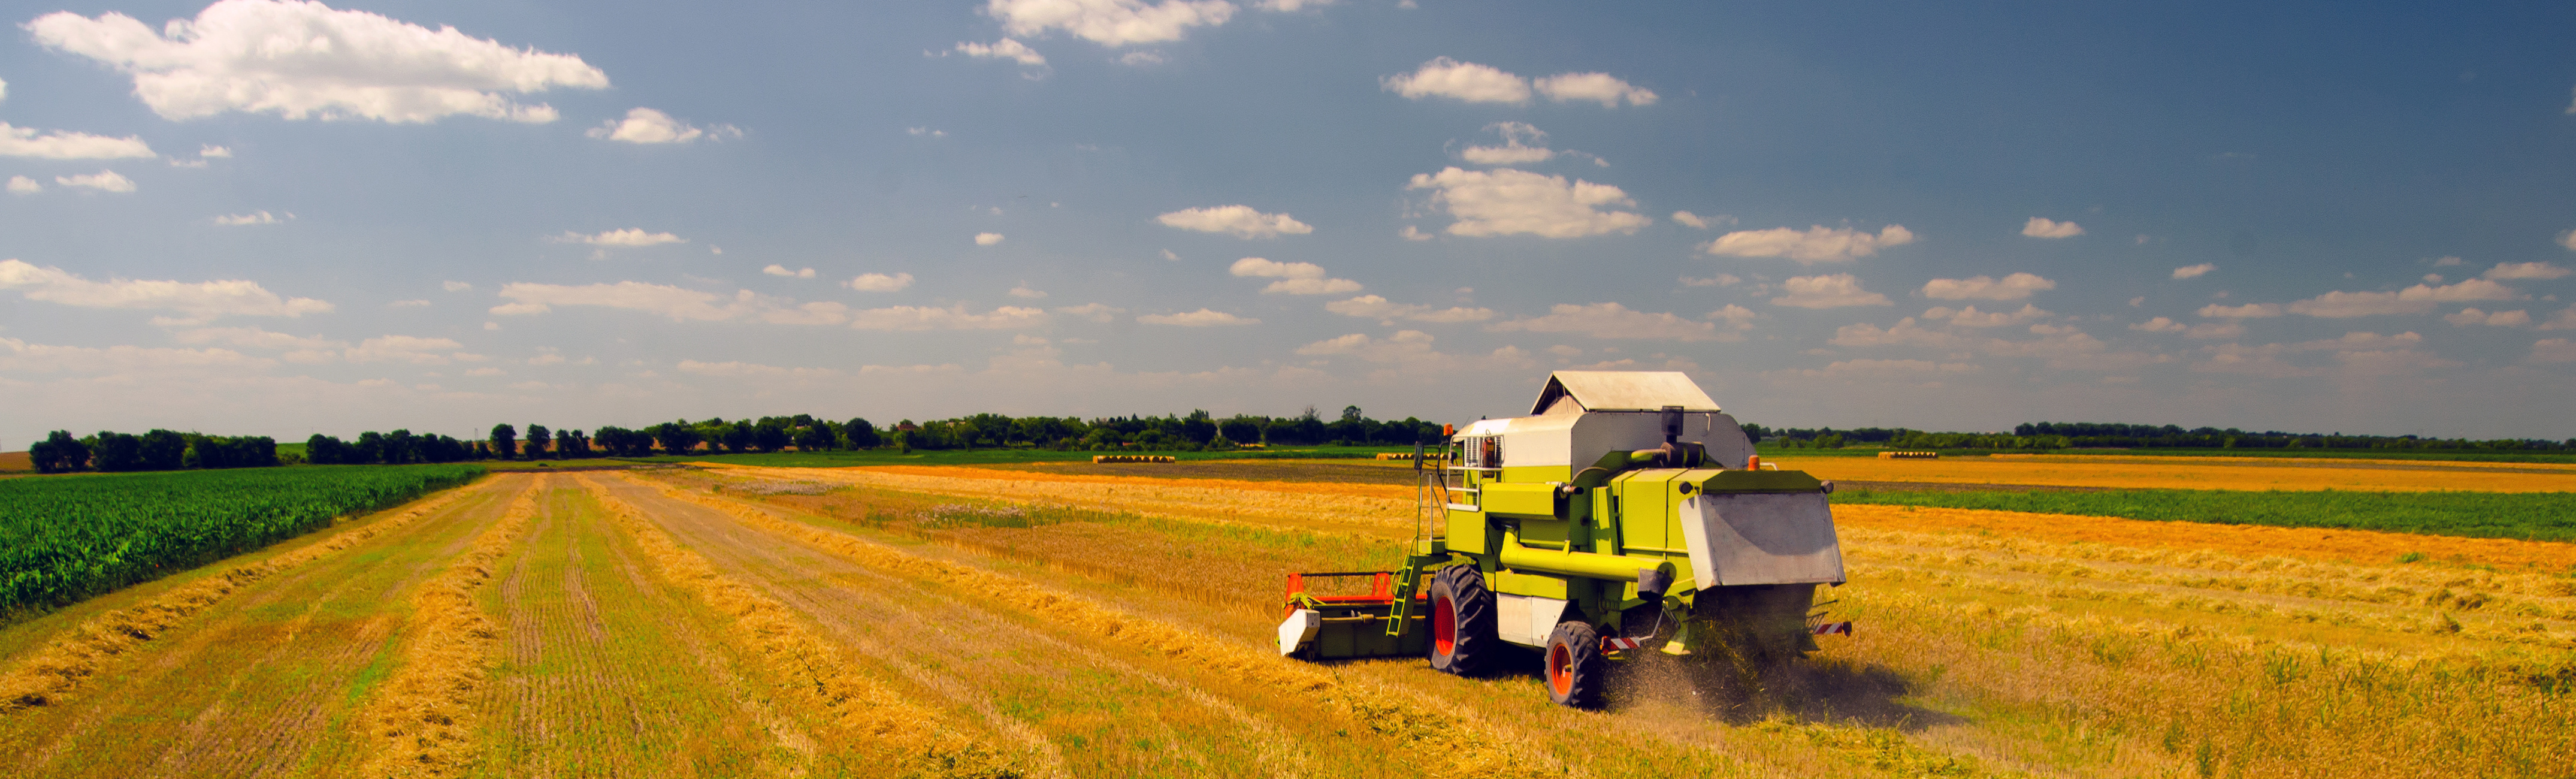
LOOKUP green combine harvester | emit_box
[1278,370,1851,709]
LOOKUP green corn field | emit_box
[0,464,485,619]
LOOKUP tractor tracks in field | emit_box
[630,473,1576,779]
[348,476,546,778]
[578,475,1023,778]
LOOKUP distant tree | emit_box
[723,420,756,453]
[752,419,791,452]
[793,419,836,451]
[92,431,144,471]
[385,430,418,464]
[140,429,187,470]
[307,434,353,464]
[1341,405,1363,422]
[489,424,518,460]
[1219,416,1263,445]
[651,422,700,455]
[31,430,90,473]
[355,431,388,464]
[843,418,879,449]
[526,424,551,458]
[558,429,590,458]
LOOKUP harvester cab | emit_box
[1277,370,1852,709]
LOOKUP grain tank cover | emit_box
[1530,371,1722,415]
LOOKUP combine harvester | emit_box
[1278,371,1851,709]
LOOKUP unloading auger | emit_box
[1277,370,1852,709]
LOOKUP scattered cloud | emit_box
[1156,205,1313,238]
[955,38,1047,66]
[985,0,1238,46]
[198,144,232,158]
[2287,279,2520,318]
[1381,57,1529,103]
[1229,257,1360,294]
[345,334,482,365]
[975,232,1006,246]
[1924,304,2052,328]
[2172,263,2217,279]
[388,299,429,307]
[0,337,276,374]
[1406,167,1649,238]
[1701,224,1914,263]
[847,273,915,292]
[847,305,1048,331]
[170,326,343,352]
[2444,307,2530,327]
[2199,303,2283,318]
[1774,358,1978,380]
[442,281,473,292]
[2021,217,2083,238]
[2130,316,2242,339]
[1679,273,1741,288]
[1770,274,1892,309]
[2560,230,2576,252]
[1398,225,1432,241]
[2434,255,2466,267]
[0,259,332,322]
[676,360,838,378]
[1324,295,1493,323]
[0,122,155,159]
[555,228,685,247]
[2534,339,2576,363]
[1531,72,1656,107]
[29,0,609,123]
[7,176,40,194]
[1138,308,1257,326]
[1670,211,1731,230]
[1487,302,1727,341]
[908,126,946,138]
[492,279,1035,329]
[213,210,289,226]
[1007,283,1048,298]
[1459,122,1553,165]
[2485,261,2570,280]
[762,265,817,279]
[1118,51,1165,66]
[2542,307,2576,331]
[1054,303,1126,322]
[56,170,135,192]
[1920,273,2055,301]
[586,107,739,144]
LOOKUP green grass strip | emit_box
[1831,487,2576,543]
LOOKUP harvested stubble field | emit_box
[0,455,2568,778]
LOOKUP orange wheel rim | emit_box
[1433,594,1457,657]
[1547,644,1573,696]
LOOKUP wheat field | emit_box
[0,457,2565,777]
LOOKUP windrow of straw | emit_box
[730,464,1419,536]
[350,477,545,778]
[639,475,1576,779]
[574,476,1021,779]
[0,482,482,714]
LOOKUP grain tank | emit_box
[1277,370,1850,708]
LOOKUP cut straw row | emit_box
[349,477,545,778]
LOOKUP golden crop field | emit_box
[1771,453,2576,492]
[0,457,2568,778]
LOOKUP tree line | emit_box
[29,430,282,475]
[1747,422,2576,452]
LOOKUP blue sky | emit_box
[3,0,2573,446]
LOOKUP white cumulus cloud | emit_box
[0,258,332,322]
[28,0,609,123]
[1138,308,1257,326]
[554,228,685,247]
[57,170,135,192]
[1054,303,1126,322]
[2444,307,2530,327]
[847,272,916,292]
[1531,72,1656,107]
[1406,167,1649,238]
[2534,339,2576,363]
[2485,261,2570,280]
[2130,316,2242,339]
[0,122,155,159]
[7,176,40,194]
[1156,205,1313,238]
[2172,263,2217,279]
[2021,217,2083,238]
[1459,122,1553,165]
[975,232,1006,246]
[761,265,816,279]
[2286,279,2520,318]
[1381,57,1529,103]
[1770,273,1893,309]
[2199,303,2282,318]
[213,210,289,225]
[1486,302,1726,341]
[344,334,480,365]
[1920,272,2055,301]
[848,305,1047,331]
[984,0,1237,46]
[1702,224,1914,263]
[1229,257,1360,294]
[586,107,739,144]
[955,38,1047,65]
[1924,304,2052,328]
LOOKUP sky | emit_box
[2,0,2574,448]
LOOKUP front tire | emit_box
[1543,620,1607,709]
[1428,564,1496,677]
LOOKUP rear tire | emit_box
[1428,564,1496,677]
[1543,620,1607,709]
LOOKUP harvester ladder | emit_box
[1388,443,1447,637]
